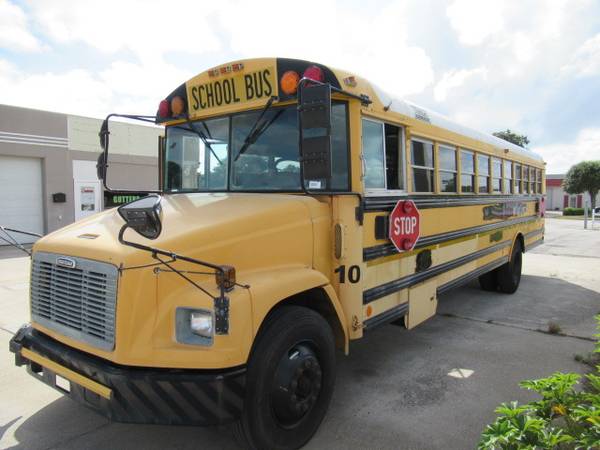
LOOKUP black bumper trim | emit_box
[9,325,246,426]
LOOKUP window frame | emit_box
[361,117,407,196]
[410,136,436,194]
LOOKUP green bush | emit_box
[479,316,600,449]
[563,208,585,216]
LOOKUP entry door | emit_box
[74,180,102,221]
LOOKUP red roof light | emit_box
[158,99,170,118]
[303,65,324,83]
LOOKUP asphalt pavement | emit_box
[1,218,598,449]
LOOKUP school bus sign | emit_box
[186,60,278,118]
[389,200,420,252]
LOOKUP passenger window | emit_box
[477,154,490,193]
[460,150,475,193]
[492,158,502,193]
[361,119,405,191]
[439,144,457,193]
[411,139,435,192]
[504,160,513,193]
[514,164,522,194]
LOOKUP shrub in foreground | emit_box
[479,316,600,449]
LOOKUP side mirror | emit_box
[99,118,109,150]
[96,113,162,193]
[97,118,110,181]
[299,82,332,190]
[117,194,163,239]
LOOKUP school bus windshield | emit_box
[164,103,350,192]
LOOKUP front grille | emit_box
[30,252,118,351]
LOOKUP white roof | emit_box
[372,85,544,162]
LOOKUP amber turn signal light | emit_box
[170,96,186,116]
[280,70,300,95]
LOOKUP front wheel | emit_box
[234,306,336,450]
[497,240,523,294]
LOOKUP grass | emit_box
[547,321,562,334]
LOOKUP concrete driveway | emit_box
[1,218,598,449]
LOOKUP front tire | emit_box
[235,306,336,450]
[497,240,523,294]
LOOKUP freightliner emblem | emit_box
[56,257,76,269]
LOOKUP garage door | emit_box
[0,155,44,244]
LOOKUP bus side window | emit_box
[361,119,404,192]
[411,138,435,192]
[361,119,386,189]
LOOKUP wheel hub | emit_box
[271,344,322,427]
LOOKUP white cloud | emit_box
[434,67,487,102]
[0,59,112,116]
[26,0,222,62]
[446,0,504,46]
[216,0,434,97]
[533,128,600,173]
[0,0,43,51]
[561,33,600,77]
[21,0,435,99]
[0,57,191,118]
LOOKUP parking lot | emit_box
[1,218,598,450]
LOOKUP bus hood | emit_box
[33,193,330,272]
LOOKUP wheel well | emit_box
[255,288,345,351]
[515,232,525,253]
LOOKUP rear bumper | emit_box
[9,324,246,426]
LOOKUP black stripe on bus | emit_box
[525,239,543,252]
[363,239,512,305]
[363,302,409,331]
[523,228,544,252]
[363,215,539,262]
[436,257,509,296]
[363,194,541,212]
[523,227,544,240]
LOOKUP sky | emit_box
[1,0,600,173]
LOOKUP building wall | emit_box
[0,104,161,240]
[0,104,72,233]
[545,175,600,210]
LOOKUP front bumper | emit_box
[9,325,246,426]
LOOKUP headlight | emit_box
[175,308,213,346]
[190,311,213,338]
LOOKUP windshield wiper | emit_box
[234,96,281,162]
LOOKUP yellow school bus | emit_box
[9,57,545,449]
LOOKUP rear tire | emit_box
[234,306,336,450]
[497,240,523,294]
[478,270,498,291]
